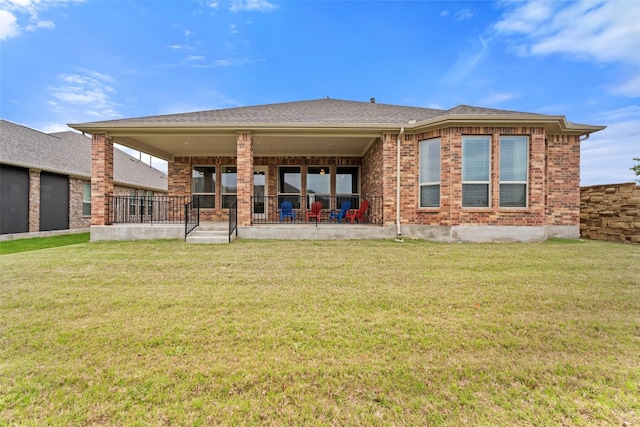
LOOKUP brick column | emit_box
[168,157,192,197]
[91,133,114,225]
[28,169,40,232]
[381,132,397,228]
[546,134,580,226]
[236,132,253,227]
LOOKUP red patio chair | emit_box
[306,201,323,223]
[345,199,369,224]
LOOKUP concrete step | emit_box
[186,228,231,244]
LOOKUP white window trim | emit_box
[419,138,441,208]
[499,136,529,209]
[82,181,91,216]
[462,135,492,208]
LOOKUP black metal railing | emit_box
[228,199,237,242]
[250,195,383,225]
[109,196,191,224]
[184,197,200,238]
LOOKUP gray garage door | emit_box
[0,164,30,234]
[40,172,69,231]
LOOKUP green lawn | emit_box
[1,238,639,426]
[0,232,89,254]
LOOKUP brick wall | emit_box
[162,126,580,231]
[69,178,91,229]
[28,169,40,232]
[362,137,383,200]
[393,126,552,228]
[91,133,114,226]
[580,182,640,243]
[546,134,581,226]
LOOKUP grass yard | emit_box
[0,232,89,255]
[1,238,639,426]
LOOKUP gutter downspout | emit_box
[396,127,405,242]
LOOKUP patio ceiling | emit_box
[99,128,383,160]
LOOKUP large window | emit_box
[192,166,216,208]
[221,166,237,209]
[500,136,528,208]
[419,138,441,207]
[336,166,360,208]
[129,189,137,215]
[82,182,91,216]
[278,166,301,209]
[306,166,330,208]
[462,136,491,207]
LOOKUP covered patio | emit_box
[71,100,401,241]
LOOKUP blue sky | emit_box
[1,0,638,185]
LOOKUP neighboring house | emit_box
[0,119,167,235]
[69,98,605,242]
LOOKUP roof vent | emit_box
[370,97,376,103]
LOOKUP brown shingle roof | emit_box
[80,98,449,125]
[0,120,167,192]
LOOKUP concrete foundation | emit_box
[87,223,579,243]
[239,224,395,240]
[90,224,184,241]
[546,225,580,240]
[0,227,90,242]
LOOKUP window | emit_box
[278,166,301,209]
[462,136,491,207]
[192,166,216,208]
[500,136,528,208]
[221,166,237,209]
[306,166,330,208]
[336,166,360,209]
[146,190,153,216]
[129,189,137,215]
[82,182,91,216]
[419,138,441,207]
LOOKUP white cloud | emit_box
[40,122,72,133]
[494,2,553,34]
[494,0,640,99]
[440,10,449,17]
[454,8,474,21]
[26,19,54,30]
[229,0,276,13]
[442,36,489,84]
[0,9,19,39]
[608,74,640,98]
[580,106,640,185]
[185,55,205,61]
[48,71,120,118]
[0,0,81,39]
[481,91,518,105]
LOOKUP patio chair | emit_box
[328,200,351,223]
[279,200,296,222]
[306,201,323,223]
[345,199,369,224]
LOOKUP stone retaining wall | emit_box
[580,182,640,243]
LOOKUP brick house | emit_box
[69,98,605,242]
[0,119,167,236]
